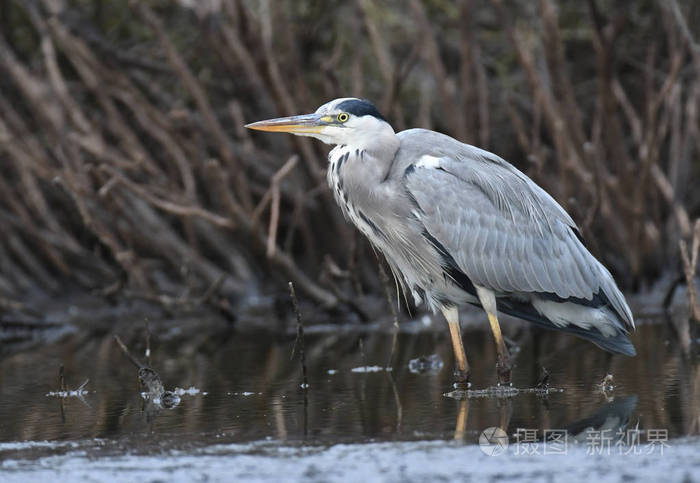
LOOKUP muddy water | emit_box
[0,316,696,451]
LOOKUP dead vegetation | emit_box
[0,0,698,321]
[679,220,700,323]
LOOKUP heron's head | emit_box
[245,98,395,149]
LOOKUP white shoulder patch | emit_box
[416,155,442,169]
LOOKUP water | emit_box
[0,314,697,480]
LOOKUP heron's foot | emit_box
[452,368,471,390]
[496,356,512,386]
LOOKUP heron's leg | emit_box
[475,286,512,385]
[440,306,470,388]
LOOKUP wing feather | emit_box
[397,129,633,330]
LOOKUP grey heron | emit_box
[246,98,635,386]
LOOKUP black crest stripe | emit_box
[336,99,386,122]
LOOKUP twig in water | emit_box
[114,335,169,400]
[59,364,66,392]
[114,335,145,370]
[145,320,152,367]
[288,281,309,438]
[289,282,308,391]
[596,373,615,398]
[536,367,550,390]
[47,365,89,408]
[59,365,66,422]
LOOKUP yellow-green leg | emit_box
[475,286,512,385]
[441,306,470,388]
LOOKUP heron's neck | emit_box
[331,129,398,180]
[348,126,400,160]
[327,131,399,222]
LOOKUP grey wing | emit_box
[399,135,633,330]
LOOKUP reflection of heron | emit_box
[247,98,636,386]
[561,394,638,443]
[454,399,469,441]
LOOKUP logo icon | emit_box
[479,426,509,456]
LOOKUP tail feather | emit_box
[496,298,636,356]
[597,265,635,331]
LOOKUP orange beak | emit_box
[245,113,324,134]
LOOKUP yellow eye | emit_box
[337,112,349,123]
